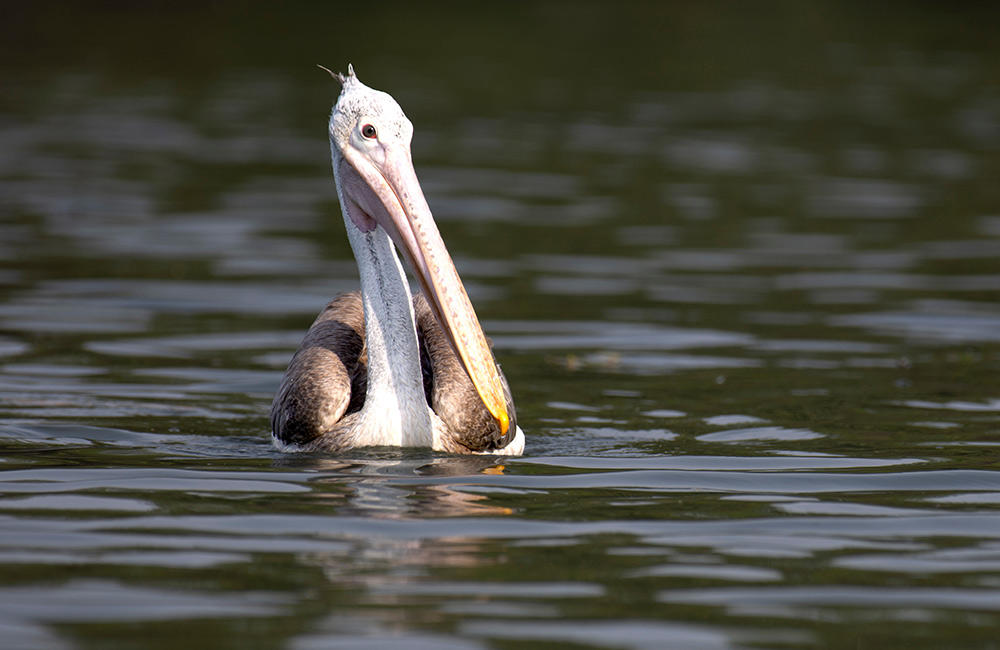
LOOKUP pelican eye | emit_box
[361,124,377,139]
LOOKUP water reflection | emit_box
[275,454,515,518]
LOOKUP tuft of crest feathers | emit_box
[316,63,357,87]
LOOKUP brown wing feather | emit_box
[270,291,367,447]
[413,293,514,453]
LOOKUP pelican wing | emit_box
[271,292,367,447]
[413,294,515,453]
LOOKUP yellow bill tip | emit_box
[497,410,510,435]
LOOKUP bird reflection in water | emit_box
[273,454,514,612]
[273,453,514,518]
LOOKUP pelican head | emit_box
[322,65,515,441]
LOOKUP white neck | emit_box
[343,213,435,448]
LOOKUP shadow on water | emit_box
[1,1,1000,648]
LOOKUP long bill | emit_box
[338,145,511,435]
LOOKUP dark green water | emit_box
[1,2,1000,648]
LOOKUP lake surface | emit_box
[1,2,1000,648]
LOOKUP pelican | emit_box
[270,65,523,456]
